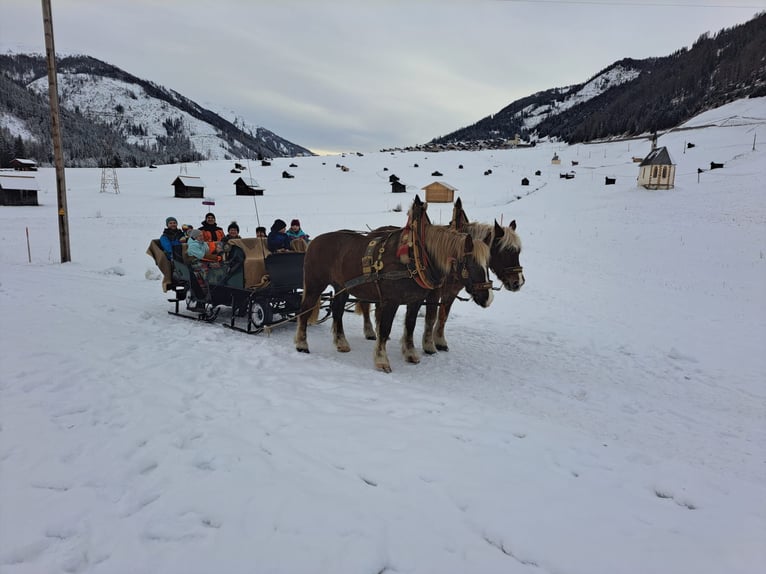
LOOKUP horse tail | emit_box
[354,301,365,315]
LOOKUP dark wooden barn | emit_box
[233,177,264,196]
[391,181,406,193]
[171,175,205,198]
[10,158,38,171]
[0,174,39,205]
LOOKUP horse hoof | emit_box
[376,363,392,373]
[365,334,376,341]
[296,347,310,354]
[405,355,420,364]
[436,344,449,352]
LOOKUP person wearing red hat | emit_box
[286,218,310,245]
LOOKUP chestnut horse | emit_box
[359,197,524,356]
[295,197,492,372]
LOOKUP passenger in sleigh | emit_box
[220,221,246,267]
[198,212,224,258]
[286,218,310,245]
[159,216,187,261]
[187,229,221,263]
[267,219,294,252]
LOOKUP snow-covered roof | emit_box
[234,177,263,188]
[171,175,205,187]
[0,174,38,191]
[10,158,37,166]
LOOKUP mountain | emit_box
[427,12,766,149]
[0,53,313,167]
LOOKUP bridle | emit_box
[454,251,493,293]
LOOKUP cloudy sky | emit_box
[1,0,763,154]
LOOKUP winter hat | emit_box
[228,221,239,232]
[189,229,203,240]
[166,216,178,225]
[271,219,287,232]
[290,219,300,227]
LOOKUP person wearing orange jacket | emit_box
[198,212,224,257]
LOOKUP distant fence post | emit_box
[26,226,31,263]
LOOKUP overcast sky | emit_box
[1,0,763,154]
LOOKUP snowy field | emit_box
[1,98,765,573]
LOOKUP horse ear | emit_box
[483,231,492,246]
[463,234,474,253]
[414,194,423,206]
[455,197,462,209]
[509,219,517,231]
[494,220,505,238]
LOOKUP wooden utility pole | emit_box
[41,0,71,262]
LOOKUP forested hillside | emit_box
[432,13,766,146]
[0,54,312,167]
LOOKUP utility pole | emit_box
[41,0,71,262]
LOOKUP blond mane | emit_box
[464,221,522,253]
[423,225,490,274]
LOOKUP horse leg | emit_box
[421,291,440,355]
[295,287,323,353]
[373,302,397,372]
[356,301,376,340]
[434,295,456,352]
[331,290,351,352]
[400,301,421,364]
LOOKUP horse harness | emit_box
[344,227,489,295]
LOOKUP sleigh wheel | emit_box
[250,300,273,328]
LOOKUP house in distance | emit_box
[638,146,676,190]
[421,181,457,203]
[171,175,205,198]
[233,177,264,196]
[0,174,39,205]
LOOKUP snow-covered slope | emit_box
[522,64,641,129]
[1,98,764,574]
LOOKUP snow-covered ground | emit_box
[1,98,764,574]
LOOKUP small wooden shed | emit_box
[0,174,39,205]
[10,158,38,171]
[551,154,561,165]
[171,175,205,198]
[233,177,264,196]
[638,146,675,190]
[421,181,456,203]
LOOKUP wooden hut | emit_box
[171,175,205,198]
[10,158,38,171]
[391,181,406,193]
[421,181,456,203]
[0,174,39,205]
[638,146,675,190]
[551,153,561,165]
[233,177,264,196]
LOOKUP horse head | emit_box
[458,234,494,308]
[490,220,525,292]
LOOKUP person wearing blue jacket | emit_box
[267,219,293,252]
[159,216,186,260]
[187,229,211,261]
[286,218,310,244]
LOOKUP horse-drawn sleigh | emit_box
[148,195,524,371]
[147,236,331,334]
